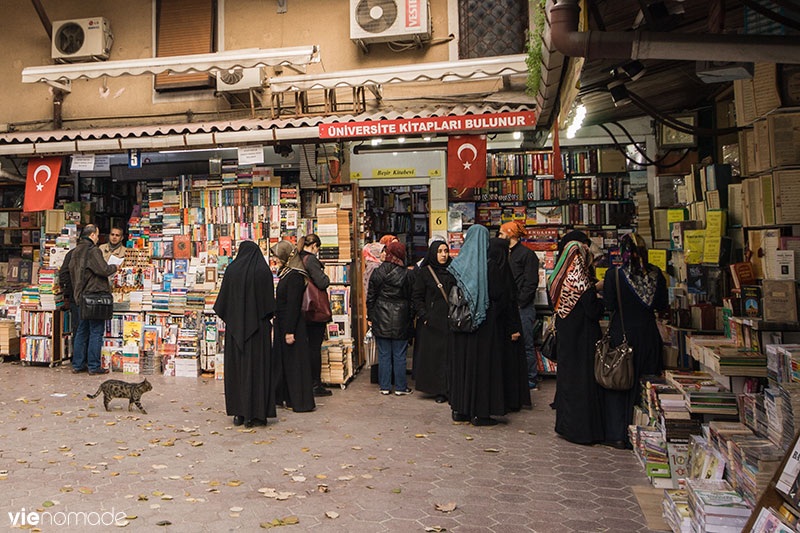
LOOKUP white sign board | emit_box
[238,145,265,165]
[70,154,95,172]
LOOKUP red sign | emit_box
[447,135,487,189]
[23,157,61,212]
[406,0,421,28]
[318,111,536,139]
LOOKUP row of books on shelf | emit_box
[487,148,627,177]
[473,175,630,202]
[0,211,42,229]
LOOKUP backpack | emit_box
[448,284,475,333]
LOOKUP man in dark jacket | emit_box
[500,221,541,389]
[58,248,79,338]
[366,241,414,396]
[70,225,118,375]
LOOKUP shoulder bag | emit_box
[594,269,634,390]
[447,284,475,333]
[427,265,449,303]
[78,262,113,321]
[540,321,557,362]
[301,254,332,323]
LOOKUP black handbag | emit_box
[541,322,557,362]
[447,285,475,333]
[81,291,114,321]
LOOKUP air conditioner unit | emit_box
[51,18,113,63]
[350,0,431,45]
[216,68,263,92]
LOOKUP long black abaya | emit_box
[554,288,605,444]
[601,266,668,441]
[274,269,316,413]
[412,242,455,397]
[449,256,512,420]
[213,241,276,422]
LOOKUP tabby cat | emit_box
[87,379,153,414]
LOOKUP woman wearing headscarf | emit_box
[213,241,276,428]
[270,240,315,413]
[548,240,605,444]
[448,225,518,426]
[379,234,398,246]
[298,234,332,398]
[411,239,456,402]
[363,243,384,293]
[489,237,531,413]
[601,233,668,448]
[367,241,415,395]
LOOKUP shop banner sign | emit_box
[319,111,536,139]
[94,155,110,172]
[23,157,62,212]
[238,145,264,165]
[447,135,487,189]
[70,154,95,172]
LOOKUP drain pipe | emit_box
[550,0,800,64]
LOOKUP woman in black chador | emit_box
[548,239,605,445]
[448,226,522,426]
[412,239,456,402]
[213,240,276,428]
[271,240,316,413]
[601,233,668,448]
[489,238,531,413]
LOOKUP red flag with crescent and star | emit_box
[23,157,61,212]
[447,135,487,189]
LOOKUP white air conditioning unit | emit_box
[216,68,263,92]
[350,0,431,45]
[51,18,113,63]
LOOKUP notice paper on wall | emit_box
[238,145,264,165]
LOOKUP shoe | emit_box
[434,395,448,404]
[528,382,539,390]
[380,390,390,395]
[394,388,413,396]
[244,419,255,428]
[233,416,244,426]
[71,368,87,374]
[604,440,630,450]
[314,386,333,397]
[451,410,470,422]
[549,401,556,410]
[89,369,109,375]
[471,417,498,427]
[252,419,267,426]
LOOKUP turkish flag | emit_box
[23,157,61,212]
[447,135,487,189]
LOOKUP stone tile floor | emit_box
[0,362,658,532]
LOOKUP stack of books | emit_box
[662,488,691,533]
[20,287,40,309]
[634,190,653,246]
[316,204,340,260]
[727,434,783,507]
[0,319,20,356]
[686,479,750,533]
[38,269,63,310]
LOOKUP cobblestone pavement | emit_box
[0,362,658,532]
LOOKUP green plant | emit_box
[526,0,547,98]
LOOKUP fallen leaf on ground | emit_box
[325,511,339,519]
[392,488,402,494]
[424,527,447,532]
[415,434,427,438]
[483,448,500,453]
[152,464,168,470]
[156,521,171,526]
[230,506,243,512]
[435,502,457,513]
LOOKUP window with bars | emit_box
[458,0,529,59]
[155,0,217,91]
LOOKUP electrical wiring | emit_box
[739,0,800,32]
[597,123,691,169]
[627,91,741,136]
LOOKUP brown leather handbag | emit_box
[594,269,634,390]
[301,255,332,323]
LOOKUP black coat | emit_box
[59,248,76,303]
[412,264,455,395]
[508,243,539,307]
[69,238,116,302]
[367,262,414,340]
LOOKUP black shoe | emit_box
[605,440,629,450]
[89,369,109,375]
[244,419,255,428]
[435,395,447,404]
[471,417,498,427]
[233,416,244,426]
[251,418,267,426]
[71,368,87,374]
[314,386,332,397]
[451,410,470,422]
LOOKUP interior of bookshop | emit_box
[3,66,800,532]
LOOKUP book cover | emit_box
[173,234,191,259]
[742,286,761,318]
[729,262,756,289]
[219,237,232,257]
[763,280,798,323]
[774,250,796,280]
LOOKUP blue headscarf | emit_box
[448,224,489,329]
